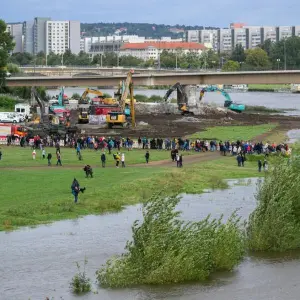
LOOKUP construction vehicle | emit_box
[163,82,193,115]
[106,70,136,128]
[31,87,77,137]
[50,87,66,113]
[78,108,89,124]
[80,88,118,105]
[200,86,245,113]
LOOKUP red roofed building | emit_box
[120,41,206,60]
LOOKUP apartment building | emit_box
[119,42,206,61]
[23,20,34,54]
[186,24,300,52]
[33,17,51,54]
[6,23,23,53]
[45,20,80,55]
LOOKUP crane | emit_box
[106,70,136,128]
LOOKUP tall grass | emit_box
[247,157,300,251]
[96,193,245,287]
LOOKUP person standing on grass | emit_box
[263,159,269,171]
[258,160,262,172]
[121,153,125,168]
[71,178,85,203]
[113,153,120,168]
[145,151,150,164]
[32,149,36,160]
[0,149,2,161]
[42,148,46,159]
[101,152,106,168]
[56,151,62,166]
[176,153,180,167]
[179,154,183,168]
[47,153,52,166]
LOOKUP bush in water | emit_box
[96,193,245,287]
[247,157,300,251]
[70,258,91,294]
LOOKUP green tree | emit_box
[230,44,246,63]
[0,20,15,91]
[9,52,33,65]
[259,39,274,57]
[221,60,240,72]
[35,51,46,65]
[7,63,20,74]
[102,52,118,66]
[244,48,271,70]
[47,52,61,66]
[119,55,143,67]
[76,51,91,65]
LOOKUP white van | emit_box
[0,113,20,123]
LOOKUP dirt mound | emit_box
[174,117,202,123]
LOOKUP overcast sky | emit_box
[1,0,298,27]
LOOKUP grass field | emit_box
[187,124,277,141]
[0,124,277,231]
[248,84,290,91]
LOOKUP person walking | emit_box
[258,160,262,172]
[56,151,62,166]
[179,154,183,168]
[145,151,150,164]
[176,153,180,167]
[32,149,36,160]
[113,153,120,168]
[263,159,268,171]
[101,152,106,168]
[71,178,85,203]
[42,148,46,159]
[236,154,242,167]
[47,153,52,166]
[121,153,125,168]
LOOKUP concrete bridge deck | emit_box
[6,70,300,87]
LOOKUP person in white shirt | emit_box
[32,150,36,160]
[121,153,125,168]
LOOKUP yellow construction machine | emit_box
[78,108,89,124]
[80,88,118,105]
[106,70,136,129]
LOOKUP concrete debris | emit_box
[137,121,150,126]
[174,117,202,123]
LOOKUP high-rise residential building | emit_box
[33,17,51,54]
[6,23,23,53]
[23,20,34,54]
[186,30,200,43]
[261,26,277,43]
[278,26,293,40]
[232,28,247,49]
[46,20,80,55]
[218,29,232,52]
[199,29,218,52]
[245,26,262,49]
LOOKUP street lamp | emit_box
[276,58,280,70]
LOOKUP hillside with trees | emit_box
[81,22,218,38]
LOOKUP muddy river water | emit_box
[2,179,300,300]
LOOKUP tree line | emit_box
[222,36,300,71]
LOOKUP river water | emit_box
[48,88,300,115]
[2,178,300,300]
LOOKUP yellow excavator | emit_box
[78,108,89,124]
[106,70,136,128]
[80,88,117,105]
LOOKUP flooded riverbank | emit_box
[2,178,300,300]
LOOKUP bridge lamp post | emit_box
[277,58,280,70]
[284,39,287,71]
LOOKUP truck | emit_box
[0,123,28,138]
[15,104,31,116]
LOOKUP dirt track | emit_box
[79,112,300,138]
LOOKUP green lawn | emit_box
[187,124,277,141]
[0,123,276,231]
[0,147,198,168]
[0,152,262,231]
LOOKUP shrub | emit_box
[70,258,91,294]
[134,94,149,102]
[72,93,81,100]
[247,157,300,251]
[149,95,163,102]
[103,93,112,98]
[0,95,16,109]
[96,193,245,287]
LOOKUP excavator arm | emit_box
[31,87,46,121]
[80,88,104,103]
[200,86,232,105]
[163,82,188,109]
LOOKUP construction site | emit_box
[11,70,300,140]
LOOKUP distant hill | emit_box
[81,22,219,38]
